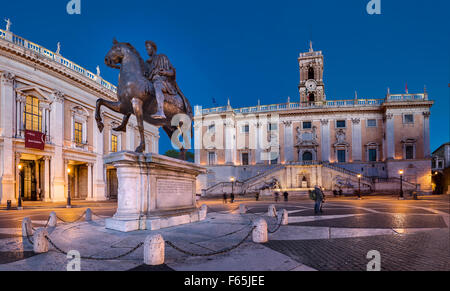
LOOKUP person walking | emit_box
[274,192,280,203]
[255,192,260,201]
[283,191,289,202]
[314,186,324,215]
[230,193,235,203]
[223,193,228,204]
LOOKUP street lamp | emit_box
[67,167,72,208]
[357,174,362,199]
[17,164,23,210]
[230,177,235,203]
[399,169,404,199]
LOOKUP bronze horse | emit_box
[95,40,192,155]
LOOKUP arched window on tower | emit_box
[308,93,315,102]
[308,67,315,80]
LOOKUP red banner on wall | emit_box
[25,130,46,150]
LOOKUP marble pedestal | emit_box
[104,151,206,232]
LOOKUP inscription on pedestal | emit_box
[156,179,193,209]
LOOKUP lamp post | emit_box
[357,174,362,199]
[230,177,235,203]
[67,167,72,208]
[17,164,23,210]
[399,169,404,199]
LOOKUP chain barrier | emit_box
[166,226,255,257]
[44,235,144,261]
[25,227,34,245]
[267,216,283,234]
[56,211,86,224]
[90,211,110,218]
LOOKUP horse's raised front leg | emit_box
[95,99,123,132]
[112,113,131,132]
[131,98,145,153]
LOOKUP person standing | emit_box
[230,193,235,203]
[223,193,228,204]
[314,186,324,215]
[274,192,280,203]
[255,192,260,201]
[283,191,289,202]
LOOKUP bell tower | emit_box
[298,41,326,106]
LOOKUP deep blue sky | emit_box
[2,0,449,153]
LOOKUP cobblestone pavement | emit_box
[264,229,450,271]
[0,195,448,271]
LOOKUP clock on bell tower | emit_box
[298,41,326,106]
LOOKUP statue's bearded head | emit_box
[145,41,157,56]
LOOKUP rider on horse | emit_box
[144,40,192,120]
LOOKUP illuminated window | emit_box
[74,122,83,144]
[111,135,118,152]
[24,96,42,131]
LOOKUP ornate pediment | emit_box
[295,126,319,147]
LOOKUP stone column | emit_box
[64,159,69,200]
[320,119,330,162]
[193,117,202,165]
[224,120,234,164]
[423,112,431,158]
[351,118,362,162]
[255,122,262,164]
[93,113,106,201]
[283,121,294,163]
[50,90,65,202]
[15,153,21,202]
[87,163,93,200]
[43,156,51,201]
[0,72,17,204]
[385,113,395,160]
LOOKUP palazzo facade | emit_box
[194,44,433,194]
[0,27,159,205]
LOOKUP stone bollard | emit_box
[144,234,165,265]
[199,204,208,220]
[22,217,33,238]
[85,208,92,221]
[239,204,247,214]
[281,209,288,225]
[252,218,268,243]
[33,228,49,253]
[268,204,277,217]
[48,211,57,227]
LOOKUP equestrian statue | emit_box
[95,39,192,157]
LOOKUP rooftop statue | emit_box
[4,18,11,31]
[95,39,193,157]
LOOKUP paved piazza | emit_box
[0,195,448,271]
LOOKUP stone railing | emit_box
[197,98,386,116]
[0,29,117,94]
[386,93,427,102]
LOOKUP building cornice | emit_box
[0,38,116,101]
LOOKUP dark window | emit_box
[308,67,315,80]
[302,151,313,161]
[367,119,377,127]
[270,157,278,165]
[268,123,278,131]
[242,153,249,165]
[336,120,346,128]
[405,145,414,159]
[308,93,315,102]
[404,114,414,124]
[369,149,377,161]
[242,124,249,133]
[208,124,215,133]
[303,122,312,129]
[337,150,346,163]
[208,152,215,165]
